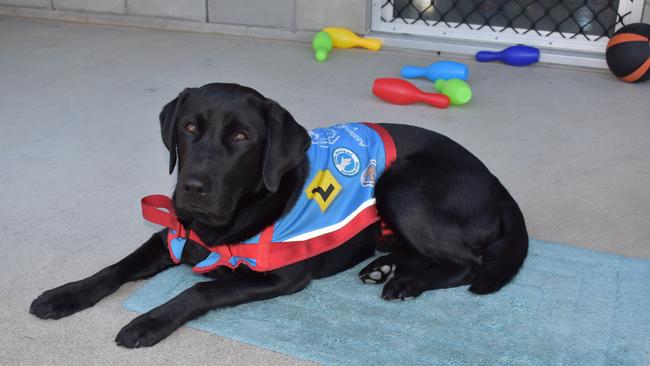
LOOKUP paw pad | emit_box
[359,263,396,284]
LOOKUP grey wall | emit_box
[0,0,50,7]
[0,0,371,36]
[644,2,650,23]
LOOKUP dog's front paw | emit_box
[30,286,85,319]
[115,314,174,348]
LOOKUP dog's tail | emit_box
[469,183,528,294]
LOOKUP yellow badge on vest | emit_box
[305,169,342,212]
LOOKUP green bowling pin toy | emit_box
[434,79,472,106]
[312,31,333,62]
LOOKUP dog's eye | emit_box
[232,131,248,142]
[185,122,198,134]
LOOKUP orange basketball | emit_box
[605,23,650,83]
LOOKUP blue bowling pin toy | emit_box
[475,45,540,66]
[400,61,469,82]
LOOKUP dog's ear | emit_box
[159,89,189,174]
[262,99,310,192]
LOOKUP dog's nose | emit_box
[182,177,208,196]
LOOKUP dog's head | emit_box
[159,83,309,228]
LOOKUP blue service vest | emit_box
[251,122,389,243]
[159,122,395,272]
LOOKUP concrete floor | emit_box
[1,15,648,366]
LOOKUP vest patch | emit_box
[332,148,361,176]
[305,169,342,212]
[360,159,378,187]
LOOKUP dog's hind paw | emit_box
[359,256,396,284]
[381,275,424,301]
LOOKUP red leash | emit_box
[141,195,205,244]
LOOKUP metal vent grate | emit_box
[380,0,633,41]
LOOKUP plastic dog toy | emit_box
[434,79,472,106]
[312,31,333,62]
[400,61,469,82]
[372,78,450,109]
[323,27,382,51]
[475,45,540,66]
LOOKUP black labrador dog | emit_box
[30,83,528,348]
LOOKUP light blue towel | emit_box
[123,240,650,365]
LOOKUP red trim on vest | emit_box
[261,205,380,270]
[364,122,397,238]
[141,122,397,272]
[364,122,397,166]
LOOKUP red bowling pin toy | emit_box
[372,78,450,109]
